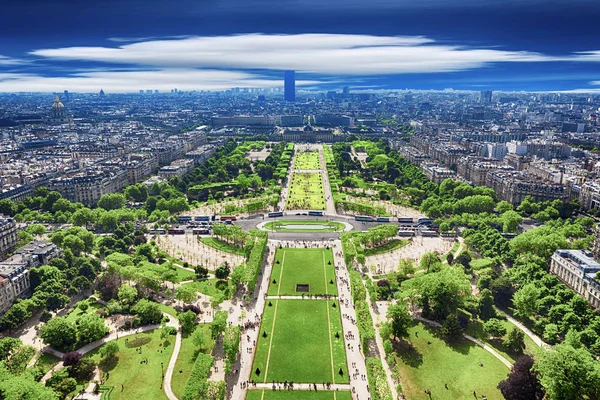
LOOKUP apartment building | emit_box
[485,170,568,204]
[0,216,18,261]
[550,249,600,309]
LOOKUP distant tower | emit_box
[99,89,105,96]
[284,70,295,102]
[343,86,350,95]
[480,90,493,104]
[63,90,69,101]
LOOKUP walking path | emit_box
[413,315,513,369]
[228,242,277,400]
[331,240,371,400]
[318,144,337,215]
[496,309,549,349]
[163,320,183,400]
[367,301,400,400]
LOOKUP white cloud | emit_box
[0,69,320,93]
[0,55,24,66]
[29,33,558,75]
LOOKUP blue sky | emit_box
[1,0,600,93]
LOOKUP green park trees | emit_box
[386,302,412,340]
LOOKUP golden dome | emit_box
[52,96,64,109]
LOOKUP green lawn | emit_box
[179,278,234,299]
[287,172,326,210]
[267,248,337,296]
[252,299,347,384]
[172,265,196,282]
[65,299,104,323]
[364,239,410,257]
[86,329,174,400]
[465,318,541,363]
[394,322,509,400]
[200,237,246,256]
[263,220,345,232]
[171,324,215,399]
[246,390,352,400]
[34,352,61,376]
[294,151,321,170]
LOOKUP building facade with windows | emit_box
[550,249,600,309]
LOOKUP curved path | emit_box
[163,322,183,400]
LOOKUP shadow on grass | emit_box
[99,355,119,372]
[392,339,423,368]
[420,323,477,356]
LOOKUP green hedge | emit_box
[182,353,214,400]
[366,357,393,400]
[223,325,241,375]
[245,231,268,293]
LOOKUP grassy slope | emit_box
[86,329,174,400]
[394,322,508,400]
[199,237,246,256]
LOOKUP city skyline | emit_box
[2,0,600,92]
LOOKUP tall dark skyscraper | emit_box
[284,70,295,102]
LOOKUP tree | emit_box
[211,310,228,339]
[99,341,119,360]
[76,313,108,345]
[97,273,121,301]
[478,288,496,320]
[117,284,138,308]
[175,285,197,305]
[483,318,507,339]
[194,266,209,280]
[62,235,85,256]
[512,283,540,319]
[534,344,600,399]
[67,358,96,381]
[178,310,197,334]
[215,264,231,280]
[419,252,441,273]
[441,313,463,340]
[71,208,96,227]
[40,317,77,351]
[192,327,207,350]
[497,355,543,400]
[386,302,412,340]
[132,299,163,325]
[504,328,526,353]
[97,193,126,211]
[61,351,82,367]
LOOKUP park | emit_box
[286,172,326,210]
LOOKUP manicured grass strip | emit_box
[246,390,352,400]
[364,239,410,257]
[394,322,508,400]
[328,300,348,384]
[252,300,347,384]
[86,329,174,400]
[170,324,215,399]
[263,220,345,232]
[172,265,196,282]
[267,248,337,297]
[200,237,246,256]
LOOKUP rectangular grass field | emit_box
[267,248,337,296]
[287,172,326,210]
[251,299,348,384]
[246,390,352,400]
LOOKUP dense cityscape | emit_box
[0,78,598,400]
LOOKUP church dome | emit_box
[52,96,64,109]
